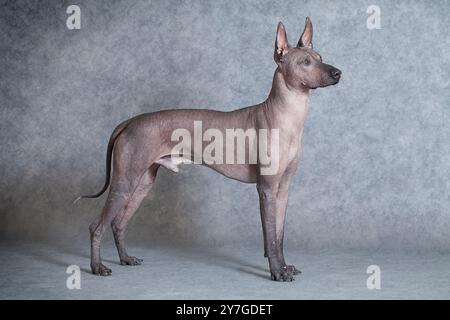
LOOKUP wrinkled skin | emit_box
[80,17,341,281]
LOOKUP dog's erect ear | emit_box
[274,22,290,64]
[297,17,313,49]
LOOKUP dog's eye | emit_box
[303,58,310,65]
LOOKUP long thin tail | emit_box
[72,120,131,204]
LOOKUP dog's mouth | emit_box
[331,78,340,85]
[302,76,340,90]
[319,77,341,88]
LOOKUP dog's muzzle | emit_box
[330,68,341,80]
[330,67,341,83]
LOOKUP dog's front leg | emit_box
[257,182,294,282]
[275,173,301,276]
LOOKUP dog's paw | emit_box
[120,256,143,266]
[270,268,295,282]
[284,265,301,275]
[91,263,112,276]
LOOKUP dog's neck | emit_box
[263,69,310,130]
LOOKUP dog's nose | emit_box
[331,68,341,80]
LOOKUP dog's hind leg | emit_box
[111,164,159,266]
[89,181,134,276]
[89,137,153,275]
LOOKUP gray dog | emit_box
[76,17,341,281]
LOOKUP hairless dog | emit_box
[76,17,341,281]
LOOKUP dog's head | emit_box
[274,18,341,90]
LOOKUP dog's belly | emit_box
[155,156,258,183]
[206,163,258,183]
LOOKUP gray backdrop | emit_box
[1,0,449,251]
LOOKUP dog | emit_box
[76,17,341,281]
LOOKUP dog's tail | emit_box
[72,120,131,204]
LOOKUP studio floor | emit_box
[0,241,449,299]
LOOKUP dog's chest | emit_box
[282,126,303,164]
[283,103,308,163]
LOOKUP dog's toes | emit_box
[120,256,143,266]
[283,273,295,282]
[270,269,295,282]
[270,272,280,281]
[285,265,301,275]
[92,263,112,276]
